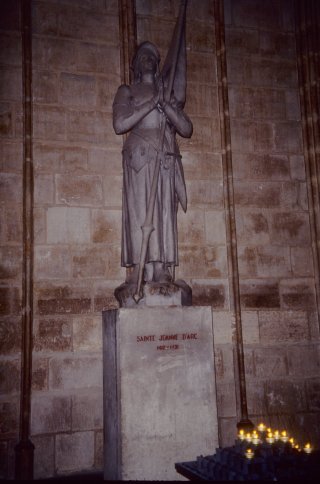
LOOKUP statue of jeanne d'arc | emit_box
[113,1,192,305]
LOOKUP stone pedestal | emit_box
[102,306,218,481]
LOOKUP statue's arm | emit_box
[112,85,157,135]
[162,98,193,138]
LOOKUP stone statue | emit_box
[113,2,192,306]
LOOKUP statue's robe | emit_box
[113,83,187,268]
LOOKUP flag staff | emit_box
[133,0,188,302]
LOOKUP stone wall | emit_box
[0,0,319,479]
[224,0,320,444]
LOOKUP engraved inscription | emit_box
[136,332,199,351]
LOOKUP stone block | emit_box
[60,73,96,107]
[0,400,19,436]
[33,37,77,70]
[59,7,118,43]
[0,103,13,137]
[94,430,103,469]
[31,394,71,434]
[0,360,20,395]
[34,246,72,279]
[290,155,306,180]
[32,358,48,391]
[178,245,227,278]
[55,174,103,207]
[73,316,102,351]
[72,245,122,279]
[34,207,46,244]
[72,391,103,431]
[178,209,205,246]
[280,279,316,310]
[66,110,119,146]
[103,174,122,208]
[214,344,234,381]
[32,435,54,479]
[274,121,303,153]
[186,179,223,208]
[33,143,62,173]
[265,379,306,414]
[0,173,22,202]
[270,211,311,246]
[260,31,295,59]
[3,206,22,243]
[49,355,102,390]
[97,77,118,112]
[234,181,281,208]
[92,209,121,244]
[0,33,22,66]
[61,147,88,174]
[218,417,238,448]
[0,247,22,279]
[103,306,218,480]
[287,344,320,377]
[56,431,95,474]
[93,280,121,312]
[227,55,245,84]
[305,379,320,411]
[47,207,91,244]
[191,280,227,309]
[236,210,270,245]
[181,116,220,152]
[34,174,54,205]
[34,318,72,352]
[205,210,226,245]
[0,140,22,172]
[226,28,259,55]
[186,83,218,117]
[33,105,66,141]
[238,245,291,277]
[231,0,282,29]
[182,152,222,180]
[285,89,301,120]
[186,52,217,84]
[33,70,59,104]
[254,122,275,151]
[246,381,268,415]
[242,311,259,344]
[33,1,59,35]
[211,311,234,344]
[0,288,10,316]
[0,66,21,102]
[88,148,121,176]
[0,440,8,479]
[0,317,21,354]
[258,310,310,343]
[246,59,297,88]
[253,347,288,378]
[37,290,91,315]
[76,43,120,77]
[251,154,290,180]
[216,382,237,417]
[230,120,256,152]
[0,0,20,31]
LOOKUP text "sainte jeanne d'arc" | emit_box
[136,333,198,343]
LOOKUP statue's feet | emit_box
[153,262,173,283]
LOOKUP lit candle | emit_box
[289,438,295,446]
[238,429,245,440]
[246,433,252,442]
[257,423,266,432]
[274,430,280,440]
[252,431,260,445]
[245,448,254,459]
[280,431,288,443]
[266,432,274,444]
[303,443,312,454]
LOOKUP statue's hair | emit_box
[131,41,161,84]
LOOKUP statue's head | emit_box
[132,41,160,84]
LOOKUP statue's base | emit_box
[102,307,218,481]
[114,279,192,307]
